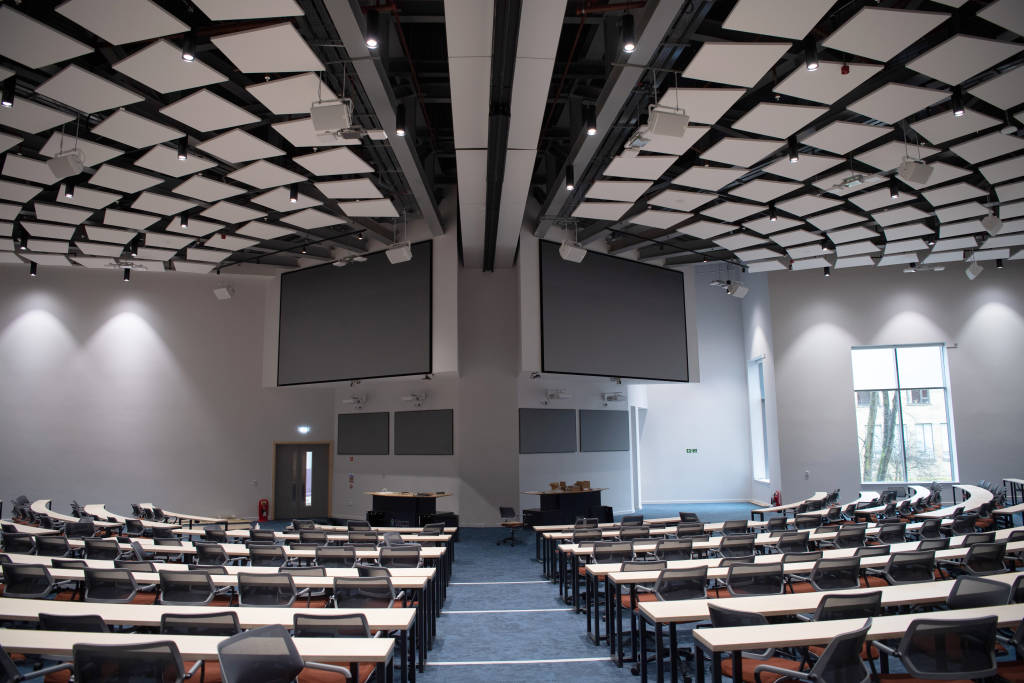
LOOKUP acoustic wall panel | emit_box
[337,412,389,455]
[518,408,577,454]
[579,409,630,452]
[394,409,454,455]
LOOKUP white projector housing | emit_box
[310,98,353,133]
[965,262,984,280]
[46,150,84,180]
[558,240,586,263]
[385,242,413,264]
[982,213,1003,236]
[212,286,234,301]
[727,281,749,299]
[897,158,933,185]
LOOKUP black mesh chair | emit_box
[675,522,706,538]
[279,566,328,607]
[960,531,996,546]
[161,611,241,636]
[775,531,810,555]
[653,566,708,600]
[872,615,997,682]
[2,532,35,554]
[379,546,422,568]
[195,541,240,566]
[822,526,866,549]
[946,575,1013,609]
[356,563,391,578]
[718,534,755,558]
[72,640,195,683]
[809,557,862,591]
[248,545,288,568]
[293,612,371,638]
[766,517,789,533]
[653,539,692,561]
[347,520,372,530]
[794,514,821,531]
[151,527,176,540]
[1011,573,1024,604]
[292,519,316,530]
[620,514,644,527]
[39,613,109,633]
[593,541,633,564]
[315,545,357,568]
[916,537,950,551]
[574,517,599,529]
[799,591,882,623]
[237,572,296,607]
[755,619,872,683]
[719,555,756,567]
[911,518,944,540]
[299,529,328,545]
[940,541,1008,577]
[34,535,72,557]
[874,550,936,585]
[84,568,139,603]
[854,545,890,558]
[620,527,651,541]
[217,624,352,683]
[249,529,278,545]
[63,521,96,539]
[124,519,146,537]
[51,558,87,569]
[348,531,379,545]
[332,576,399,609]
[705,604,801,681]
[203,527,229,543]
[159,570,215,605]
[1,563,55,599]
[781,551,822,564]
[572,529,603,544]
[942,513,977,537]
[83,538,121,561]
[725,562,785,597]
[875,523,907,545]
[129,541,155,562]
[678,512,700,523]
[721,520,750,536]
[114,560,155,572]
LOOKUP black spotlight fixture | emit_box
[889,179,900,200]
[181,33,196,62]
[365,10,380,50]
[804,40,819,72]
[123,268,131,282]
[788,136,799,163]
[177,139,188,161]
[768,204,777,222]
[951,87,964,118]
[289,185,298,204]
[583,103,597,136]
[64,182,75,199]
[996,258,1004,269]
[565,165,575,192]
[0,76,15,108]
[29,262,37,277]
[824,266,831,278]
[395,103,406,137]
[620,14,636,54]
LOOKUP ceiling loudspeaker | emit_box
[558,240,586,263]
[213,286,234,300]
[310,98,353,134]
[981,213,1003,236]
[965,262,984,281]
[46,150,84,180]
[896,158,933,185]
[385,242,413,264]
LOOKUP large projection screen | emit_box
[539,240,688,381]
[278,241,432,385]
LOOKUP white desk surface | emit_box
[311,524,458,534]
[994,502,1024,516]
[532,517,684,532]
[128,539,447,561]
[914,484,994,518]
[857,485,931,514]
[173,528,451,543]
[0,627,394,663]
[140,504,228,524]
[84,504,180,529]
[751,492,828,515]
[29,500,118,528]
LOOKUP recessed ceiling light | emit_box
[621,14,636,54]
[365,10,379,49]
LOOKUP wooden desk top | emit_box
[3,522,59,535]
[0,627,394,663]
[172,528,451,543]
[29,500,118,528]
[84,504,180,529]
[915,484,994,519]
[365,491,451,499]
[521,488,607,496]
[140,504,228,524]
[531,517,684,532]
[751,492,827,514]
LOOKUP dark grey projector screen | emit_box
[278,241,432,385]
[519,408,577,454]
[337,412,389,455]
[395,409,454,455]
[539,240,688,381]
[579,409,629,452]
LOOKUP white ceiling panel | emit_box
[656,89,745,125]
[627,210,691,230]
[135,247,177,261]
[884,238,930,254]
[996,181,1024,203]
[922,250,964,264]
[921,182,988,207]
[172,260,216,274]
[974,248,1012,261]
[26,241,70,254]
[338,199,400,218]
[199,202,266,225]
[847,84,948,125]
[932,236,978,250]
[71,256,120,268]
[984,233,1024,250]
[172,176,244,203]
[0,252,20,265]
[56,184,120,210]
[132,192,198,216]
[0,98,75,135]
[803,121,892,156]
[0,132,21,154]
[22,221,76,240]
[877,253,921,267]
[196,128,285,164]
[103,208,159,229]
[186,247,230,263]
[871,205,931,227]
[35,65,143,114]
[211,23,323,73]
[743,215,802,234]
[56,0,188,45]
[836,240,881,257]
[728,179,802,203]
[814,170,886,196]
[192,0,303,20]
[0,221,11,237]
[674,219,731,240]
[977,0,1024,36]
[856,140,939,172]
[822,8,949,63]
[160,90,260,133]
[848,186,916,212]
[836,256,878,268]
[89,165,163,194]
[204,234,257,252]
[246,73,332,115]
[604,154,678,181]
[910,109,1001,145]
[746,259,788,272]
[671,167,747,191]
[85,226,136,244]
[979,157,1024,185]
[445,0,493,57]
[722,0,833,39]
[938,220,984,239]
[227,160,306,189]
[792,257,834,270]
[21,254,72,266]
[113,40,225,94]
[908,35,1022,85]
[166,216,223,237]
[950,131,1024,165]
[236,221,295,241]
[770,229,819,247]
[507,56,555,149]
[733,103,828,139]
[806,209,865,230]
[788,244,826,260]
[280,208,344,229]
[774,61,882,105]
[91,110,182,148]
[884,223,933,241]
[762,153,844,181]
[134,145,217,178]
[270,118,358,148]
[292,148,373,177]
[638,125,710,156]
[700,138,783,167]
[314,178,383,200]
[35,202,92,225]
[647,189,717,212]
[934,201,989,223]
[450,56,491,150]
[682,42,791,88]
[142,232,193,250]
[1000,201,1024,220]
[251,187,321,212]
[586,180,652,203]
[570,202,632,221]
[898,161,971,189]
[701,201,766,223]
[776,193,842,217]
[39,133,122,168]
[715,232,767,251]
[0,6,92,68]
[0,203,21,221]
[828,226,879,243]
[75,241,124,257]
[0,180,42,204]
[968,65,1024,110]
[734,247,785,262]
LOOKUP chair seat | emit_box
[861,575,888,588]
[721,655,800,683]
[297,661,374,683]
[578,566,587,576]
[44,670,72,683]
[621,592,658,609]
[501,521,523,528]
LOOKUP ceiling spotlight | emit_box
[395,103,406,137]
[123,268,131,282]
[823,266,830,278]
[787,136,799,163]
[64,182,75,199]
[583,104,597,136]
[889,179,900,200]
[565,165,575,192]
[181,33,196,62]
[951,87,964,118]
[996,258,1004,269]
[0,76,15,108]
[620,14,636,54]
[804,41,819,72]
[365,10,380,50]
[179,216,188,230]
[965,261,984,280]
[289,185,298,203]
[768,204,777,222]
[130,238,139,257]
[177,139,188,161]
[29,262,37,278]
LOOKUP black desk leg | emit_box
[573,559,582,611]
[399,629,409,683]
[731,650,742,683]
[656,622,665,683]
[640,616,649,682]
[585,572,592,635]
[696,644,706,683]
[606,576,615,659]
[711,650,722,683]
[616,585,625,668]
[669,623,678,683]
[535,530,541,562]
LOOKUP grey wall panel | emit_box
[519,408,577,453]
[394,409,454,455]
[579,409,630,452]
[337,412,390,455]
[278,241,432,385]
[539,240,688,381]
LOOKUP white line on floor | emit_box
[442,608,573,614]
[426,657,609,666]
[449,580,548,585]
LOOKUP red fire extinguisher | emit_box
[771,490,781,506]
[258,499,269,522]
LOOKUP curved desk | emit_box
[750,491,827,520]
[29,500,118,529]
[914,484,994,519]
[140,503,228,527]
[84,504,179,529]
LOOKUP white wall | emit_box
[0,264,334,519]
[766,264,1024,502]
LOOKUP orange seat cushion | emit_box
[620,592,658,609]
[861,575,888,588]
[997,661,1024,683]
[720,655,800,683]
[808,643,878,660]
[578,566,587,576]
[43,670,72,683]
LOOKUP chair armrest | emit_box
[753,664,809,682]
[184,660,203,679]
[870,640,898,656]
[21,662,74,681]
[795,613,813,622]
[303,661,352,678]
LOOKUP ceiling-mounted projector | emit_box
[46,150,84,180]
[897,158,933,185]
[310,98,353,134]
[385,242,413,264]
[559,240,586,263]
[625,105,689,150]
[726,281,749,299]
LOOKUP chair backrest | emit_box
[347,520,371,530]
[293,612,371,638]
[854,544,889,557]
[803,619,872,683]
[810,557,862,591]
[161,611,240,636]
[332,576,396,608]
[812,591,882,621]
[216,624,305,683]
[348,530,379,544]
[726,562,785,596]
[834,526,867,548]
[155,538,184,547]
[0,562,54,599]
[766,517,788,532]
[34,535,71,557]
[794,514,820,530]
[380,546,422,568]
[884,550,935,584]
[159,570,215,606]
[1011,573,1024,604]
[203,527,229,543]
[896,615,997,680]
[918,519,943,539]
[721,520,749,535]
[718,534,755,557]
[620,514,644,527]
[654,538,692,561]
[621,560,666,572]
[83,538,120,561]
[781,551,823,564]
[675,522,705,537]
[950,513,977,535]
[189,565,228,575]
[114,560,155,572]
[574,517,599,528]
[421,522,446,534]
[356,563,391,578]
[248,545,287,568]
[946,575,1013,609]
[292,519,316,530]
[315,545,356,568]
[63,521,95,539]
[250,529,278,544]
[877,523,906,544]
[619,526,650,540]
[73,640,185,683]
[592,541,633,563]
[381,531,405,546]
[298,530,327,544]
[916,537,949,551]
[706,604,773,657]
[279,565,327,578]
[572,529,603,543]
[195,542,229,566]
[125,519,146,535]
[498,506,515,520]
[654,566,707,601]
[961,531,996,546]
[39,612,109,633]
[961,542,1007,575]
[2,532,35,554]
[678,512,700,523]
[775,531,809,554]
[84,568,138,603]
[52,558,88,569]
[718,555,755,566]
[237,572,296,607]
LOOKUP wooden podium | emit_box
[521,488,606,525]
[365,491,451,526]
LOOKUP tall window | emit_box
[748,358,769,481]
[851,344,956,483]
[304,451,313,507]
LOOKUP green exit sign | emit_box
[685,448,698,454]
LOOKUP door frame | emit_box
[271,441,334,520]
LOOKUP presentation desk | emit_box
[28,500,119,529]
[688,604,1024,683]
[0,597,418,681]
[854,484,932,516]
[367,491,451,527]
[522,488,607,526]
[749,491,827,520]
[0,628,396,683]
[140,503,229,528]
[1005,478,1024,505]
[914,483,994,519]
[83,504,180,530]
